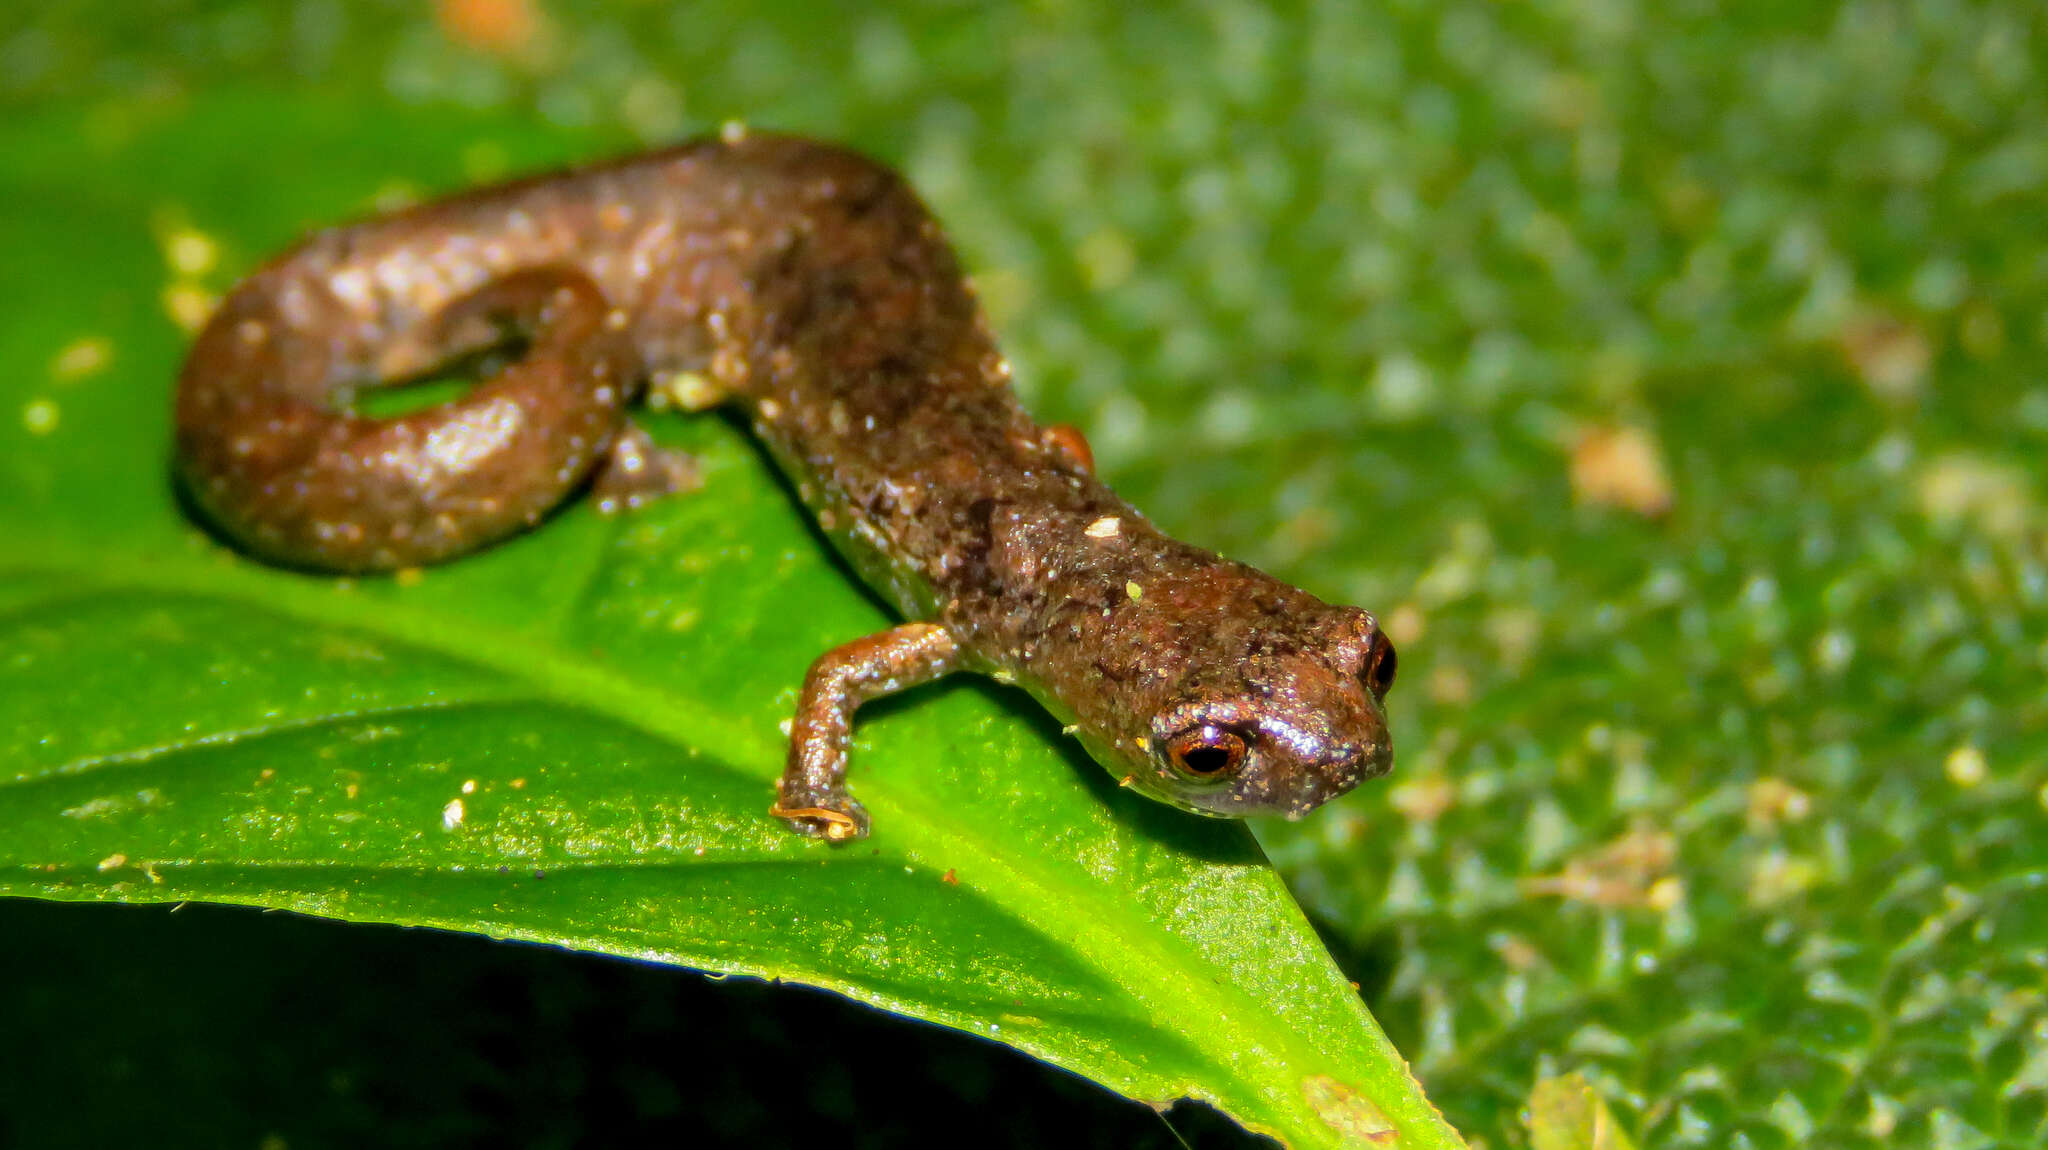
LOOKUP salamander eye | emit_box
[1164,725,1251,781]
[1362,632,1397,700]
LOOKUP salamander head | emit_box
[1091,602,1397,821]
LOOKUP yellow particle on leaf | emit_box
[22,398,59,435]
[50,336,113,381]
[162,282,218,334]
[1945,744,1987,787]
[164,227,219,277]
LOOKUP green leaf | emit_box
[0,86,1458,1150]
[12,2,2047,1145]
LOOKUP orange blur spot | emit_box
[1569,424,1673,517]
[437,0,541,55]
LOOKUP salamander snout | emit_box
[1138,612,1397,820]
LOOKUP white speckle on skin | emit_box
[379,394,526,482]
[329,268,373,311]
[1084,516,1121,539]
[442,798,465,829]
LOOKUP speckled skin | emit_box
[176,132,1397,841]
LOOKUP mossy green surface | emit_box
[4,2,2045,1146]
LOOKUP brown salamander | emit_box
[175,131,1397,842]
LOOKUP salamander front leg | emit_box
[771,623,961,842]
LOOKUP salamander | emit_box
[174,130,1398,842]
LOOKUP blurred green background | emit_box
[4,1,2046,1146]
